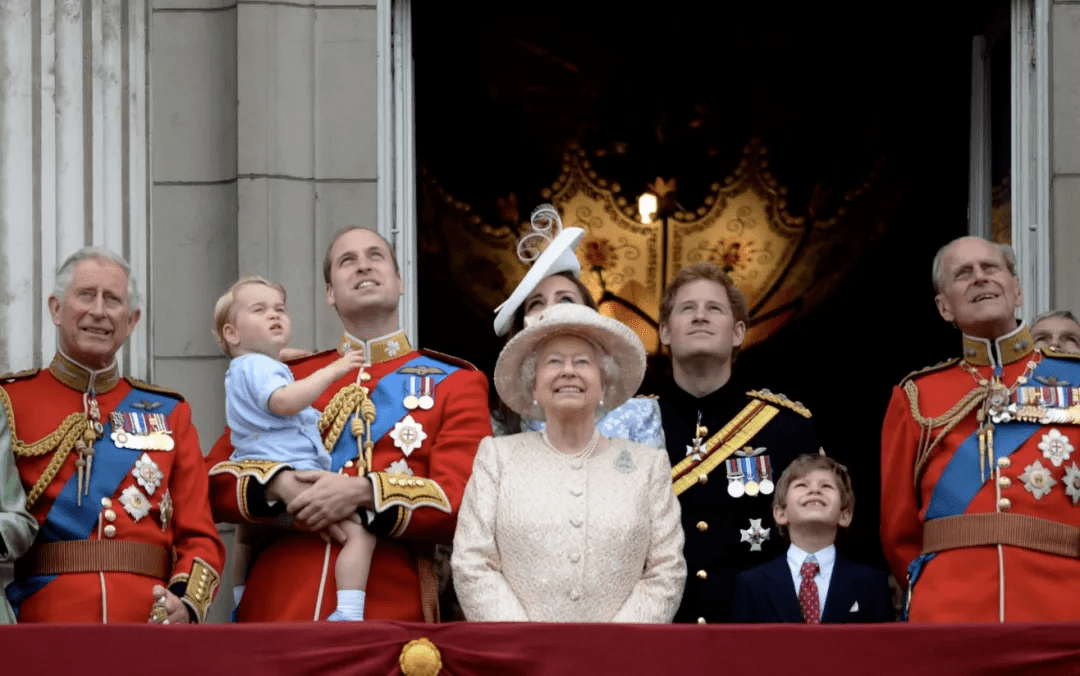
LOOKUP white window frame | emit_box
[969,0,1050,324]
[377,0,419,343]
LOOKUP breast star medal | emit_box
[132,453,164,494]
[390,415,427,456]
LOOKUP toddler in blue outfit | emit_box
[213,276,374,621]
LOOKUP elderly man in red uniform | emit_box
[0,248,225,623]
[882,235,1080,622]
[206,226,491,622]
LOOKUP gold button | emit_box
[998,457,1011,469]
[697,617,707,625]
[104,509,116,522]
[696,521,709,532]
[389,477,398,486]
[696,569,708,580]
[998,498,1011,511]
[344,461,354,469]
[101,497,112,509]
[103,525,116,538]
[697,474,708,485]
[998,476,1011,489]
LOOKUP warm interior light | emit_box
[638,193,658,224]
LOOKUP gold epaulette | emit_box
[898,357,962,387]
[124,377,184,401]
[0,368,40,384]
[1039,346,1080,361]
[418,348,479,371]
[747,389,811,419]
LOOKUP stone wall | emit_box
[1052,1,1080,314]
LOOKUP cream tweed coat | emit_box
[452,432,686,622]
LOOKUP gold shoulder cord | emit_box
[318,381,376,474]
[903,380,987,486]
[0,387,95,510]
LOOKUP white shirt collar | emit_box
[787,542,836,574]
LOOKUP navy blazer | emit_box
[732,552,895,623]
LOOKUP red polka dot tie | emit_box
[799,557,821,624]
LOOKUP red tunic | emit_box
[206,339,491,622]
[1,359,225,623]
[881,327,1080,622]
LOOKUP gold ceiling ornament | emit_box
[417,140,881,352]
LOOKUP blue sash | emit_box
[906,356,1080,615]
[6,388,179,612]
[329,355,459,471]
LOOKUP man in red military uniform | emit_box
[882,236,1080,622]
[0,248,225,623]
[206,226,491,622]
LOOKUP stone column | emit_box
[0,0,151,376]
[235,0,381,350]
[1051,1,1080,314]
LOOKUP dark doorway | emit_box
[413,0,1008,568]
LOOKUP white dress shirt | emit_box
[786,543,836,614]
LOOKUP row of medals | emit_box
[403,376,435,411]
[689,424,774,498]
[728,459,774,499]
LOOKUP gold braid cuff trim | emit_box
[903,379,988,486]
[208,459,291,484]
[747,389,811,418]
[0,386,94,511]
[389,506,412,539]
[179,557,220,623]
[371,473,452,516]
[672,401,779,496]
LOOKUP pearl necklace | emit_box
[542,427,600,460]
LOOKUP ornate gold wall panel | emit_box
[419,139,880,354]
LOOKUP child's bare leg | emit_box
[327,517,376,621]
[335,517,376,590]
[230,526,253,616]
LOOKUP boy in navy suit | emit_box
[733,454,894,623]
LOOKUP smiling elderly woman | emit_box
[451,304,686,623]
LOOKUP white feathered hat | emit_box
[493,204,585,337]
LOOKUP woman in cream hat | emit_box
[490,204,665,449]
[452,303,686,622]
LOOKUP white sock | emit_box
[335,589,366,620]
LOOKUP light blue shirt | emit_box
[786,543,836,612]
[225,353,330,471]
[521,396,666,449]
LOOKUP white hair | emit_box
[520,332,620,420]
[931,236,1017,294]
[52,248,141,311]
[1033,309,1080,327]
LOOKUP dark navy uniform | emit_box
[659,377,819,623]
